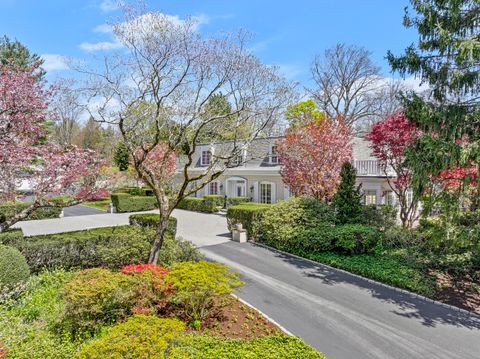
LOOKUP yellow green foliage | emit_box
[168,261,244,322]
[61,268,137,337]
[74,315,185,359]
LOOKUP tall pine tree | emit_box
[333,162,363,224]
[388,0,480,210]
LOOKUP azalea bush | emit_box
[119,263,174,315]
[168,261,244,324]
[61,268,137,338]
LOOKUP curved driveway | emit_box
[15,209,480,359]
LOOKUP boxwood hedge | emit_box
[111,193,158,213]
[226,203,271,240]
[176,197,217,213]
[129,214,177,237]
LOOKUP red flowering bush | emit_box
[120,263,169,276]
[120,263,174,315]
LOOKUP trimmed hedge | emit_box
[0,229,24,245]
[7,226,155,273]
[176,197,217,213]
[0,245,30,289]
[75,315,185,359]
[168,334,326,359]
[260,197,335,248]
[6,225,201,272]
[226,196,251,207]
[0,202,61,222]
[226,203,271,240]
[203,195,226,208]
[111,193,158,213]
[114,186,153,196]
[129,214,177,236]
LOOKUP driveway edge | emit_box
[252,242,480,320]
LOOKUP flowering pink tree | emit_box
[366,112,420,227]
[0,63,103,232]
[277,118,352,201]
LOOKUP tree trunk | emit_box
[0,203,39,233]
[148,192,171,264]
[148,218,169,264]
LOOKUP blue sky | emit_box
[0,0,416,84]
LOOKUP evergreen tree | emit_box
[114,141,129,171]
[0,36,45,78]
[332,162,363,224]
[388,0,480,209]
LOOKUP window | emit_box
[384,191,394,206]
[201,150,212,166]
[364,190,377,206]
[209,181,219,195]
[260,183,272,204]
[270,145,278,164]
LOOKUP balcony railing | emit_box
[353,160,383,176]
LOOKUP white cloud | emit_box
[79,40,123,52]
[99,0,118,13]
[41,54,69,71]
[93,24,113,33]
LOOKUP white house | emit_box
[179,136,398,206]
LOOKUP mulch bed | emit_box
[187,297,281,339]
[431,270,480,315]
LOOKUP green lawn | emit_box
[82,199,111,212]
[303,250,438,298]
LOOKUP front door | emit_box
[236,183,244,197]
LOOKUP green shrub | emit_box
[383,226,424,250]
[0,202,61,222]
[62,268,137,336]
[129,214,177,236]
[226,203,270,240]
[168,334,326,359]
[285,225,336,254]
[176,197,217,213]
[333,224,382,254]
[361,205,397,229]
[226,196,251,207]
[75,315,185,359]
[111,193,158,212]
[168,261,244,323]
[157,236,204,267]
[260,197,335,248]
[0,245,30,290]
[203,195,226,208]
[8,226,155,272]
[0,228,24,245]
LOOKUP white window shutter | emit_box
[271,182,277,203]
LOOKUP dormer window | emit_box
[201,150,212,166]
[270,145,279,164]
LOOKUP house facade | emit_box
[181,137,398,206]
